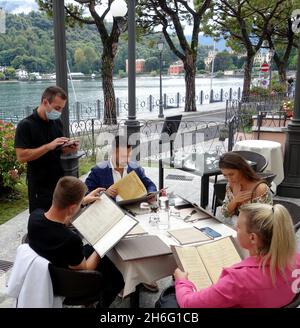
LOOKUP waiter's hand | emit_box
[48,137,69,151]
[61,140,80,154]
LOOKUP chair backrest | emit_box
[283,293,300,308]
[212,180,227,215]
[214,180,227,206]
[22,233,104,306]
[256,172,277,187]
[273,199,300,232]
[48,263,104,306]
[232,150,268,172]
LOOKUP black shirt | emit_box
[28,208,84,268]
[14,108,64,190]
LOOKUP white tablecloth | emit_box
[108,208,237,297]
[233,140,284,186]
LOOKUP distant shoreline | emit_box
[0,74,246,83]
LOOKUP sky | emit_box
[0,0,38,14]
[0,0,226,49]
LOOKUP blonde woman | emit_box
[173,203,300,308]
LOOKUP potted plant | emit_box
[282,100,294,118]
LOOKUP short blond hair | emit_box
[240,203,296,284]
[52,176,87,209]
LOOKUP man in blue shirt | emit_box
[85,135,157,198]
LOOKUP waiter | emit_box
[14,86,78,213]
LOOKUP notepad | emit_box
[115,235,172,261]
[125,224,148,237]
[168,227,211,245]
[171,236,243,290]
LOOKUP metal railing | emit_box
[68,118,230,163]
[0,87,241,123]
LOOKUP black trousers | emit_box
[83,245,124,307]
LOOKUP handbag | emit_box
[155,285,179,308]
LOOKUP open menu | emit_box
[112,170,159,206]
[171,236,243,290]
[111,171,147,200]
[72,192,138,257]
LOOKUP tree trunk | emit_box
[242,55,254,101]
[277,62,287,87]
[102,47,117,125]
[183,54,196,112]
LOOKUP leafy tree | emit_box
[214,51,235,71]
[259,0,300,85]
[38,0,123,125]
[206,0,286,98]
[3,67,16,79]
[145,57,159,72]
[138,0,213,112]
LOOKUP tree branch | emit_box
[65,5,95,24]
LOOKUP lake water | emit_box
[0,76,243,120]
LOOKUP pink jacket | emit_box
[175,254,300,308]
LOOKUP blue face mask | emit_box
[46,105,61,120]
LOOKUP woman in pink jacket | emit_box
[174,203,300,308]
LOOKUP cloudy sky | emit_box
[0,0,38,14]
[0,0,222,47]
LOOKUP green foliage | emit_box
[118,70,126,79]
[0,176,28,225]
[249,86,269,97]
[145,57,159,72]
[4,67,16,78]
[0,121,26,192]
[215,71,224,78]
[271,82,286,94]
[0,72,5,80]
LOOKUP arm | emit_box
[85,167,104,193]
[69,251,101,271]
[136,166,157,192]
[15,137,68,163]
[81,187,105,206]
[175,270,243,308]
[221,186,237,218]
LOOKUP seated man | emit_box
[27,176,124,307]
[85,135,157,198]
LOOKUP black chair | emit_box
[232,150,268,172]
[273,199,300,232]
[159,115,182,189]
[284,293,300,308]
[48,264,104,307]
[212,180,227,215]
[257,172,277,188]
[22,233,104,307]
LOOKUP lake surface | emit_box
[0,76,243,120]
